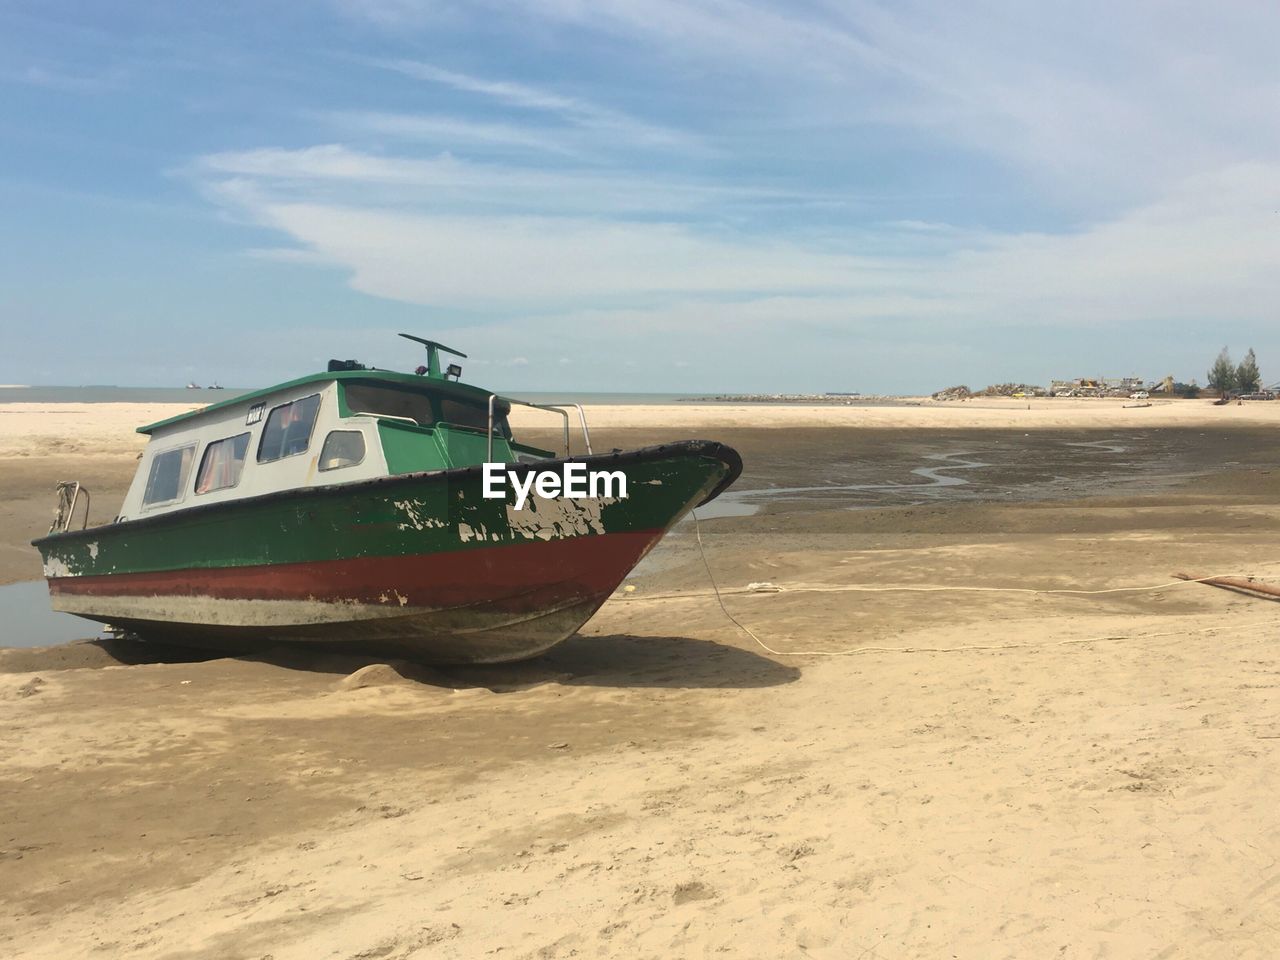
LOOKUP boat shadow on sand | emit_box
[3,632,800,691]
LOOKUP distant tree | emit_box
[1207,347,1237,395]
[1236,348,1261,393]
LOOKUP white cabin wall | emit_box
[118,382,390,522]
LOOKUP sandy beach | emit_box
[3,399,1280,957]
[6,396,1280,462]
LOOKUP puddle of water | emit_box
[693,498,761,519]
[0,580,103,649]
[697,435,1181,519]
[909,452,991,486]
[709,451,991,515]
[1063,440,1128,454]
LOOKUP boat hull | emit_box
[33,441,740,663]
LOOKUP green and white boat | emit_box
[33,337,741,663]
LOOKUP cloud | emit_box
[406,1,1280,207]
[240,201,899,304]
[326,111,581,156]
[373,59,704,152]
[204,157,1280,330]
[381,60,598,116]
[195,144,858,216]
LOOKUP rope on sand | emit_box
[674,510,1279,658]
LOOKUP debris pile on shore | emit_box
[933,383,1047,400]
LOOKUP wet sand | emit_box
[3,404,1280,957]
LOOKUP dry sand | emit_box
[3,401,1280,958]
[4,396,1280,462]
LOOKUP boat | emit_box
[32,336,742,663]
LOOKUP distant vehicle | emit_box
[1129,391,1149,400]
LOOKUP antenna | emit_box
[399,333,468,380]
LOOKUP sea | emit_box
[0,386,714,405]
[0,386,926,406]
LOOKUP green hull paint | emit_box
[376,420,521,475]
[35,441,739,581]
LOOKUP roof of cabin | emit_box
[137,369,499,435]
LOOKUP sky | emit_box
[1,1,1277,393]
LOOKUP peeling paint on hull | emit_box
[33,441,742,663]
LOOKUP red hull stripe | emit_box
[48,529,664,609]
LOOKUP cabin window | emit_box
[319,430,366,471]
[438,397,505,435]
[343,384,434,426]
[257,394,321,463]
[142,444,196,507]
[195,433,250,494]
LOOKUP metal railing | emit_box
[487,395,593,461]
[49,480,90,534]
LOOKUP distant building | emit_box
[1050,375,1147,397]
[1050,377,1103,396]
[1107,376,1146,393]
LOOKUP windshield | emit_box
[342,382,511,437]
[343,383,433,425]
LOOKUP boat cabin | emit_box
[117,347,566,523]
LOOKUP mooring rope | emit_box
[668,509,1279,658]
